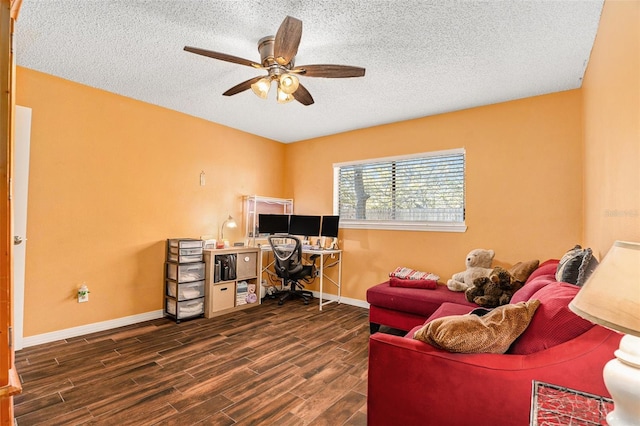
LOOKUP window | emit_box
[333,148,466,232]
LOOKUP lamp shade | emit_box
[220,215,237,240]
[276,86,294,104]
[569,241,640,337]
[279,74,299,95]
[251,77,272,99]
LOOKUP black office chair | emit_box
[268,235,319,305]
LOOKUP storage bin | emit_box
[165,297,204,319]
[236,252,257,279]
[168,239,203,249]
[210,283,235,312]
[166,262,205,283]
[166,279,205,301]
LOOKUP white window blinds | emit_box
[333,149,466,232]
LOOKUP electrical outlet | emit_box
[78,284,89,303]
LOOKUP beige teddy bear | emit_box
[446,248,495,292]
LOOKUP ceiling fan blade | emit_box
[293,83,314,106]
[274,16,302,66]
[184,46,261,68]
[223,76,264,96]
[293,64,366,78]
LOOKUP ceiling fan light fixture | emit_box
[251,77,272,99]
[276,85,295,104]
[279,73,299,95]
[184,16,365,106]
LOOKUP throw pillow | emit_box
[413,300,540,354]
[389,267,440,281]
[555,245,599,286]
[389,276,437,289]
[508,282,594,355]
[509,260,540,284]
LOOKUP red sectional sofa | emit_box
[366,260,622,426]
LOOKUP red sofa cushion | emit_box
[428,301,476,320]
[510,275,556,303]
[508,282,594,354]
[525,259,559,284]
[367,282,475,318]
[389,276,438,289]
[510,260,559,303]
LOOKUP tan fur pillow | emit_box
[509,260,540,283]
[413,300,541,354]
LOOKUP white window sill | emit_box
[340,221,467,233]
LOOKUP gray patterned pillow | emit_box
[555,245,599,286]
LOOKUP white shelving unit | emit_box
[243,195,293,247]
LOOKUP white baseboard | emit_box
[21,295,369,349]
[21,310,165,349]
[310,291,370,309]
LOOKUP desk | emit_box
[258,245,342,311]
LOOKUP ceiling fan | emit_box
[184,16,365,106]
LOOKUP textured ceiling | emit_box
[16,0,604,143]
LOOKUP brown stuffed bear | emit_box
[465,266,524,308]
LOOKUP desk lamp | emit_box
[569,240,640,425]
[220,215,237,241]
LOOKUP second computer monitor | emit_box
[321,215,340,238]
[288,215,321,238]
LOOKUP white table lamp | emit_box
[220,215,237,241]
[569,240,640,425]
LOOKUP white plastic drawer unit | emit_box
[166,280,205,301]
[165,297,204,319]
[166,262,205,283]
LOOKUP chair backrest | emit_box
[268,235,304,279]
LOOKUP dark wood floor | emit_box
[14,298,371,425]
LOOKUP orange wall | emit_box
[17,67,285,336]
[582,0,640,259]
[287,91,584,301]
[17,0,639,336]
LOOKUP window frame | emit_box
[333,148,467,232]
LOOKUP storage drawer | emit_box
[167,253,203,263]
[236,251,257,279]
[168,239,203,249]
[210,282,235,312]
[169,246,203,256]
[165,297,204,319]
[166,279,205,301]
[166,262,205,283]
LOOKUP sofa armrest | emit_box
[367,326,620,426]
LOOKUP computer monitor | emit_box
[321,215,340,238]
[288,215,321,238]
[258,214,289,235]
